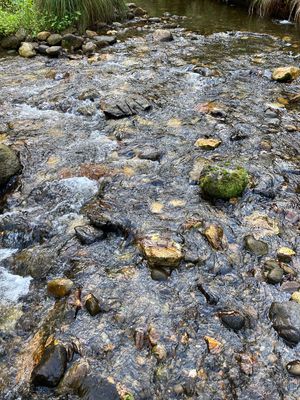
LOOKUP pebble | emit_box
[47,278,74,298]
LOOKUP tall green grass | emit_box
[37,0,127,30]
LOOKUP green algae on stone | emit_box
[199,165,249,199]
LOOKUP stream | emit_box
[0,0,299,399]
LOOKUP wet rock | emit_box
[83,41,97,55]
[78,375,120,400]
[263,260,284,284]
[219,310,245,331]
[134,6,147,16]
[47,34,62,46]
[86,30,97,39]
[31,344,67,387]
[139,234,183,268]
[46,46,62,57]
[244,235,268,256]
[85,294,101,316]
[19,42,36,58]
[100,96,151,119]
[1,35,20,49]
[281,281,300,293]
[272,66,300,82]
[0,144,21,187]
[203,224,225,251]
[37,31,51,41]
[77,104,97,116]
[153,29,173,42]
[78,88,100,101]
[199,165,249,199]
[204,335,222,354]
[152,344,167,360]
[269,301,300,346]
[286,360,300,376]
[75,225,104,245]
[291,292,300,303]
[57,359,90,394]
[94,35,117,48]
[196,281,219,305]
[194,138,222,149]
[47,278,74,298]
[62,34,84,51]
[150,267,171,281]
[37,44,49,55]
[277,247,296,263]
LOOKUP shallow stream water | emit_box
[0,1,299,399]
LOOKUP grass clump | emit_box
[199,165,249,200]
[251,0,300,22]
[37,0,127,31]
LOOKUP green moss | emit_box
[199,165,249,199]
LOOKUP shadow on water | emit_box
[137,0,300,37]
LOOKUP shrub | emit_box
[0,0,41,36]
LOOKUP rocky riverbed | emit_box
[0,4,299,400]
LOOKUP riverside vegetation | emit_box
[0,0,300,399]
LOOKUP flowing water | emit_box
[0,1,299,399]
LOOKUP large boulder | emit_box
[0,144,21,186]
[269,301,300,346]
[61,34,84,50]
[19,42,36,58]
[199,165,249,199]
[31,344,67,387]
[1,35,21,49]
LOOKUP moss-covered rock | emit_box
[199,165,249,199]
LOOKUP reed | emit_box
[251,0,300,22]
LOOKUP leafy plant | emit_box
[0,0,42,36]
[43,10,81,32]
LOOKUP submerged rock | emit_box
[47,278,74,298]
[83,41,97,55]
[100,96,151,119]
[139,234,183,268]
[85,294,101,316]
[219,310,245,331]
[203,224,225,250]
[269,301,300,346]
[151,267,171,281]
[57,359,90,394]
[94,35,117,47]
[277,247,296,263]
[244,234,268,256]
[263,260,284,284]
[31,344,67,387]
[75,225,104,245]
[272,66,300,82]
[199,165,249,199]
[153,29,173,42]
[78,375,120,400]
[0,144,21,187]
